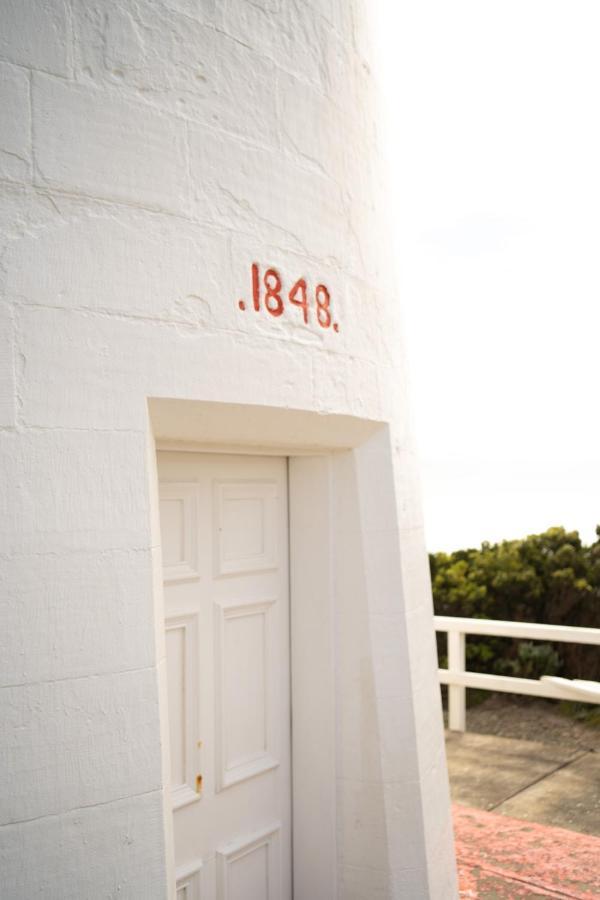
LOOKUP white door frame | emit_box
[147,398,422,900]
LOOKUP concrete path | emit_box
[446,730,600,835]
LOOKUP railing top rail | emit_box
[434,615,600,645]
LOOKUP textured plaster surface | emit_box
[0,1,456,897]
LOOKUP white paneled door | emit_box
[158,452,292,900]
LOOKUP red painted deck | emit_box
[454,804,600,898]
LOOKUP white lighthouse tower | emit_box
[0,2,457,897]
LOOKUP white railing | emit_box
[434,615,600,731]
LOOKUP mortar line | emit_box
[0,787,162,830]
[0,662,155,692]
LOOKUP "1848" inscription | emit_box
[237,263,340,333]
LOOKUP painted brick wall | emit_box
[0,1,457,897]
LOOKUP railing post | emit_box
[447,630,466,732]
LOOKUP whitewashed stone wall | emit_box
[0,1,457,897]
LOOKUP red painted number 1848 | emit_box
[238,263,340,333]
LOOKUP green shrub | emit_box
[431,525,600,682]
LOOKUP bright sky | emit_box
[373,1,600,552]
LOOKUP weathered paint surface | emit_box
[454,804,600,898]
[0,1,456,897]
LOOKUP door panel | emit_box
[216,825,282,900]
[159,483,200,582]
[166,612,200,808]
[214,481,278,576]
[158,453,291,900]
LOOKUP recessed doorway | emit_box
[157,451,292,900]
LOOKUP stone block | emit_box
[17,306,162,430]
[278,70,347,180]
[0,62,30,182]
[32,73,189,214]
[189,125,345,262]
[362,535,406,618]
[0,668,162,824]
[370,613,412,698]
[72,0,277,146]
[0,181,61,244]
[338,779,426,875]
[0,430,151,556]
[0,303,16,426]
[0,548,155,686]
[337,779,392,872]
[0,791,166,899]
[311,350,380,419]
[378,692,422,783]
[0,0,70,77]
[216,0,334,92]
[17,306,316,430]
[5,208,228,319]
